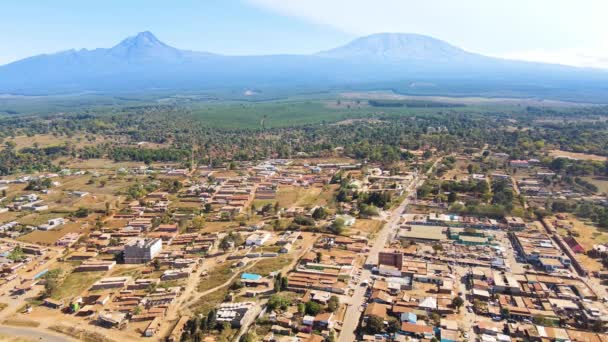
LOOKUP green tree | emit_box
[240,333,256,342]
[204,203,212,213]
[366,315,384,334]
[73,207,90,218]
[42,269,62,298]
[452,296,464,312]
[430,312,441,326]
[327,295,340,312]
[267,295,291,311]
[305,301,322,315]
[192,215,206,230]
[312,207,328,220]
[329,218,345,235]
[447,191,457,203]
[387,317,400,333]
[533,315,553,326]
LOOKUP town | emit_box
[0,138,606,342]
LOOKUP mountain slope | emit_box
[0,31,607,101]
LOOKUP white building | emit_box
[246,232,271,246]
[124,238,162,264]
[38,218,65,231]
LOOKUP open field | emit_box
[347,219,384,237]
[51,270,104,300]
[49,324,118,342]
[340,91,597,107]
[16,213,67,227]
[18,222,87,245]
[548,150,607,161]
[553,215,608,251]
[61,158,178,170]
[276,185,337,208]
[581,176,608,194]
[0,211,23,224]
[440,158,469,181]
[189,101,374,129]
[246,256,292,276]
[191,287,229,315]
[108,265,143,279]
[197,263,236,293]
[6,134,115,150]
[201,221,237,233]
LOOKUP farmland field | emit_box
[188,101,374,129]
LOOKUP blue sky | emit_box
[2,0,607,68]
[0,0,352,64]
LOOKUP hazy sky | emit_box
[2,0,607,68]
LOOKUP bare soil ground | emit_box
[0,333,34,342]
[347,219,384,237]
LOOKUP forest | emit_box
[0,100,607,176]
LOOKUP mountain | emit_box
[0,31,607,102]
[108,31,184,61]
[317,33,481,63]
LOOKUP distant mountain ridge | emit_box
[0,31,607,102]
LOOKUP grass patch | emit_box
[200,221,237,233]
[276,185,337,209]
[17,212,67,227]
[191,287,229,315]
[108,265,142,279]
[197,263,236,292]
[51,271,103,300]
[347,219,384,236]
[247,256,293,276]
[256,246,282,253]
[189,101,366,129]
[582,176,608,194]
[0,303,7,312]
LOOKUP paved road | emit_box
[339,171,431,341]
[0,325,76,342]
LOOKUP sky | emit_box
[1,0,607,68]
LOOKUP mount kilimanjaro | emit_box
[0,31,606,101]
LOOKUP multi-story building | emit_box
[124,238,162,264]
